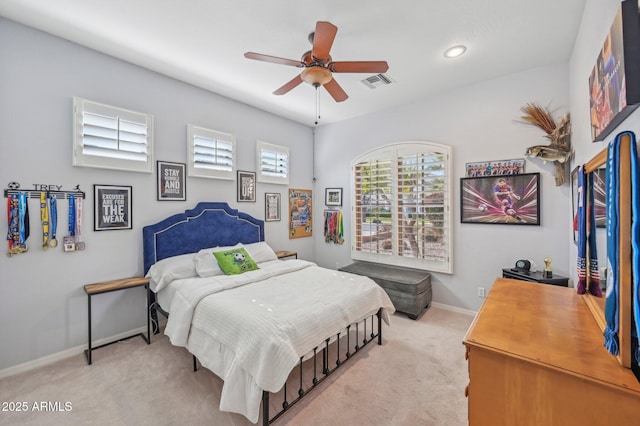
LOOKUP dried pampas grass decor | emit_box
[519,102,572,186]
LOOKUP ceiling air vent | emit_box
[361,73,393,89]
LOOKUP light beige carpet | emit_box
[0,306,473,426]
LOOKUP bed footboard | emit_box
[262,309,383,425]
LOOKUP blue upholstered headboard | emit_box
[142,202,264,274]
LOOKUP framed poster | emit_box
[265,193,281,222]
[465,158,525,177]
[237,170,256,202]
[289,188,312,239]
[94,184,132,231]
[325,188,343,206]
[589,0,640,142]
[157,161,186,201]
[460,173,540,225]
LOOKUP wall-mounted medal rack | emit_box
[4,182,86,199]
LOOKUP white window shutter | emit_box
[351,142,452,274]
[73,97,153,173]
[257,140,289,185]
[187,125,236,180]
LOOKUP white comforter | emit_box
[161,259,395,423]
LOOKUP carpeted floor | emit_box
[0,306,473,426]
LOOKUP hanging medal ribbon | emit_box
[17,192,29,253]
[75,196,85,250]
[64,193,76,252]
[48,195,58,247]
[40,192,49,249]
[7,195,20,254]
[68,194,76,236]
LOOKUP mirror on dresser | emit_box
[583,132,633,368]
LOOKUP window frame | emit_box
[256,140,289,185]
[72,97,154,173]
[187,124,236,180]
[350,141,453,274]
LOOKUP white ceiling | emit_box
[0,0,586,127]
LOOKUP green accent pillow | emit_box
[213,247,260,275]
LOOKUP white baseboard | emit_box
[431,301,477,317]
[0,322,163,380]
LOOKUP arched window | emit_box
[351,142,452,273]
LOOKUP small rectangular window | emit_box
[73,97,153,173]
[187,125,236,180]
[257,140,289,185]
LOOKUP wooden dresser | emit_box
[463,278,640,425]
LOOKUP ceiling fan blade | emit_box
[311,21,338,61]
[324,78,348,102]
[273,75,304,95]
[329,61,389,73]
[244,52,305,67]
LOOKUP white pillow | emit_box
[146,253,197,292]
[243,241,278,264]
[195,244,241,277]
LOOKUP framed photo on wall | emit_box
[464,158,525,177]
[237,171,256,202]
[157,161,186,201]
[94,184,132,231]
[589,0,640,142]
[460,173,540,225]
[265,193,281,222]
[289,188,312,239]
[325,188,343,206]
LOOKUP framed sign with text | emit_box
[157,161,186,201]
[94,184,132,231]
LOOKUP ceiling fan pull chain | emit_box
[315,85,320,125]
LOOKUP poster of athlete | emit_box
[460,173,540,225]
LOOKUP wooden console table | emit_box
[84,276,150,365]
[463,278,640,425]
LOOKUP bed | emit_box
[142,202,395,424]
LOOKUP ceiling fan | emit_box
[244,21,389,102]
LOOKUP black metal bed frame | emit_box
[186,307,383,425]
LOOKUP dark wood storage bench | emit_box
[339,261,431,319]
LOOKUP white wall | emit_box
[313,64,572,311]
[0,19,314,371]
[568,0,640,283]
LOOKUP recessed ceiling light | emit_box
[444,45,467,58]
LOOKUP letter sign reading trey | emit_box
[93,184,132,231]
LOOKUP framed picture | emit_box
[465,158,525,177]
[460,173,540,225]
[94,184,132,231]
[289,188,312,239]
[265,193,281,222]
[157,161,186,201]
[325,187,343,206]
[589,0,640,142]
[237,171,256,202]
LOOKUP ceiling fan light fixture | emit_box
[444,44,467,58]
[301,67,333,85]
